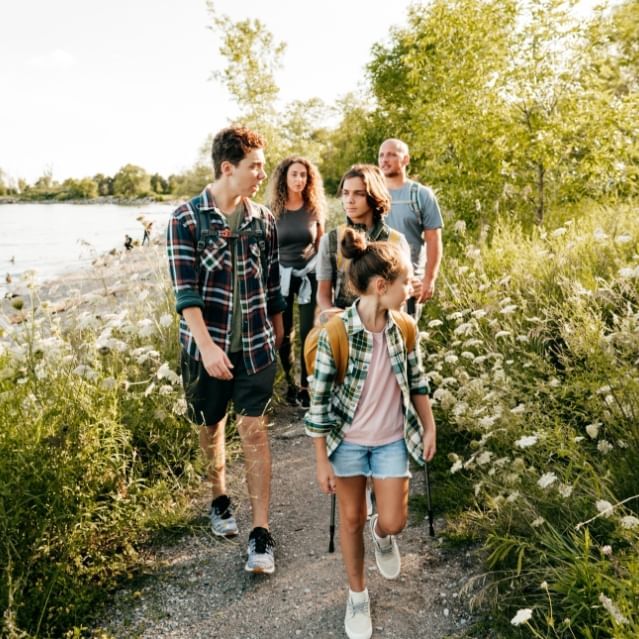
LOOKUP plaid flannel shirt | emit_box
[304,302,430,465]
[167,185,286,375]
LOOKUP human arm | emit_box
[411,394,437,461]
[271,311,284,349]
[182,307,234,379]
[313,437,336,494]
[420,228,442,302]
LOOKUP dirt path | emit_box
[97,405,477,639]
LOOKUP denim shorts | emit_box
[329,438,411,479]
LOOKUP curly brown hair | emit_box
[267,156,326,224]
[338,164,391,226]
[211,126,265,179]
[341,226,409,294]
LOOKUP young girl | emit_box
[268,156,326,407]
[305,228,437,639]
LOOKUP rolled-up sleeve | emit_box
[304,329,337,436]
[166,207,205,313]
[315,233,333,282]
[408,346,430,395]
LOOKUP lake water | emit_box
[0,202,176,293]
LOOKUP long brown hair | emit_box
[338,164,391,227]
[267,156,326,224]
[341,227,408,294]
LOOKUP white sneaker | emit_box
[344,592,372,639]
[209,495,239,538]
[244,527,275,574]
[369,514,401,579]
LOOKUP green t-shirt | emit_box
[226,204,244,353]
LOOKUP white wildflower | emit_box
[446,311,465,321]
[159,313,173,327]
[454,220,466,234]
[138,318,155,338]
[441,376,458,386]
[537,472,557,489]
[500,305,518,315]
[558,483,573,498]
[596,385,611,395]
[495,330,511,339]
[144,382,156,397]
[450,460,463,474]
[511,404,526,415]
[474,355,488,365]
[532,517,545,527]
[593,228,608,242]
[511,608,533,626]
[597,439,613,454]
[596,500,614,517]
[426,370,443,385]
[620,515,639,529]
[101,376,117,390]
[138,289,150,301]
[548,378,560,388]
[604,394,615,406]
[551,227,567,238]
[585,422,601,439]
[173,398,188,416]
[601,545,613,556]
[460,351,475,360]
[444,354,459,364]
[476,451,493,466]
[159,384,173,395]
[598,593,628,625]
[478,415,497,428]
[428,319,443,328]
[525,316,542,323]
[515,434,537,448]
[506,491,520,503]
[454,322,474,336]
[157,362,180,384]
[574,436,585,442]
[471,309,487,319]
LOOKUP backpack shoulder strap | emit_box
[324,313,349,384]
[390,310,416,352]
[191,195,211,270]
[408,180,421,219]
[328,227,339,287]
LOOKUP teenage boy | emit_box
[167,126,285,575]
[378,138,443,317]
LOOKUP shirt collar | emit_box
[198,184,261,225]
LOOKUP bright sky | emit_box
[0,0,415,184]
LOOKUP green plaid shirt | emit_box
[304,302,430,465]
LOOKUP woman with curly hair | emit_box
[268,156,326,407]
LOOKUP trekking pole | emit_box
[424,461,435,537]
[328,493,336,553]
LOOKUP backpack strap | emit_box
[324,313,349,384]
[328,227,338,290]
[408,180,421,221]
[390,310,417,352]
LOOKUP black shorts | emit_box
[180,350,276,426]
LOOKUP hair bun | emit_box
[341,227,368,260]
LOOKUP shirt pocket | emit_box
[200,237,227,273]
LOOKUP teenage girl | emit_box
[305,228,437,639]
[269,156,326,407]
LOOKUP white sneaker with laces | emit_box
[369,514,401,579]
[344,591,372,639]
[209,495,239,538]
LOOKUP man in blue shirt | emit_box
[378,138,443,317]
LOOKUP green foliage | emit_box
[0,262,198,637]
[424,201,639,637]
[112,164,151,199]
[58,177,99,200]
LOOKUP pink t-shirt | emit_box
[344,330,404,446]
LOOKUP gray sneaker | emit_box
[209,495,239,538]
[245,527,275,574]
[369,514,401,579]
[344,592,372,639]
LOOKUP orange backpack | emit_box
[303,310,417,385]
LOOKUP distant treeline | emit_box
[0,163,212,203]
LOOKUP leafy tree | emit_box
[167,164,212,198]
[59,177,98,200]
[93,173,114,197]
[112,164,150,198]
[150,172,169,194]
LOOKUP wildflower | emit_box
[463,338,483,347]
[138,318,155,337]
[441,376,458,386]
[620,515,639,529]
[138,290,150,301]
[551,227,567,238]
[548,377,560,387]
[173,398,188,416]
[444,354,459,364]
[428,319,443,328]
[596,500,614,517]
[419,331,430,341]
[597,439,613,454]
[511,609,533,626]
[471,309,487,319]
[537,472,557,489]
[454,220,466,234]
[500,305,518,315]
[101,376,117,390]
[432,388,457,411]
[474,355,488,365]
[596,385,611,394]
[157,362,180,384]
[460,351,474,360]
[446,311,465,321]
[585,422,601,439]
[159,313,173,327]
[144,382,156,397]
[601,545,613,556]
[593,228,608,242]
[476,451,493,466]
[450,460,463,474]
[515,434,537,448]
[506,491,519,503]
[495,330,511,339]
[426,370,443,385]
[511,404,526,415]
[525,316,542,323]
[598,593,628,625]
[540,581,548,590]
[159,384,173,395]
[558,483,573,498]
[454,322,474,336]
[478,415,497,428]
[532,517,545,527]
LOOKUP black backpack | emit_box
[193,202,269,286]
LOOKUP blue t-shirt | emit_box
[385,180,443,276]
